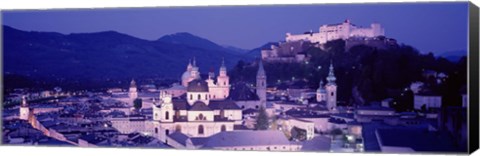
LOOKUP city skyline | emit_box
[2,2,468,54]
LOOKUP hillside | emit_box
[3,25,253,89]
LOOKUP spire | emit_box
[21,95,28,107]
[221,57,225,67]
[130,79,137,88]
[326,61,336,84]
[192,57,197,67]
[220,57,227,72]
[187,59,193,70]
[257,60,265,76]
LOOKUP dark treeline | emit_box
[228,39,467,109]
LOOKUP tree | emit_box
[421,104,427,113]
[133,98,142,110]
[331,128,343,139]
[254,106,269,130]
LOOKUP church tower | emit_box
[216,58,230,99]
[19,95,30,120]
[190,57,201,81]
[256,60,267,107]
[316,80,327,102]
[154,93,174,122]
[182,59,194,87]
[325,62,337,110]
[129,79,138,101]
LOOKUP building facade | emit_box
[285,19,384,44]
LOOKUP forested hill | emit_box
[3,25,253,90]
[229,39,467,107]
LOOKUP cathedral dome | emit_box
[187,79,209,92]
[181,71,191,81]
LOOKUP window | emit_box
[196,113,206,120]
[198,125,204,134]
[331,92,334,96]
[165,129,170,135]
[165,111,169,120]
[155,128,158,134]
[190,94,193,100]
[198,94,201,100]
[221,125,226,132]
[205,94,208,100]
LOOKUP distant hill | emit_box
[3,25,253,84]
[221,45,249,54]
[437,50,467,62]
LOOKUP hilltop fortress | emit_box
[285,19,384,44]
[262,19,397,62]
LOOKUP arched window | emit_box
[175,125,181,132]
[165,129,170,135]
[190,94,193,100]
[197,113,205,120]
[198,94,201,100]
[198,125,204,135]
[155,128,158,134]
[221,125,226,132]
[165,111,169,120]
[331,92,334,96]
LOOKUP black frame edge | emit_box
[469,1,479,154]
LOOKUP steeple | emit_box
[187,59,193,71]
[192,57,197,67]
[221,57,225,68]
[21,95,28,107]
[257,60,265,77]
[219,57,227,76]
[326,61,336,84]
[130,79,137,88]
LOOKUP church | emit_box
[316,62,337,111]
[112,59,268,141]
[181,58,230,100]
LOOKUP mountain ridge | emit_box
[3,25,253,84]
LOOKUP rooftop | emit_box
[203,130,293,148]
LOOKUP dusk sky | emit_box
[2,2,468,54]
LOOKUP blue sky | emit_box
[2,2,468,54]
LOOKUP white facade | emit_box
[286,19,385,44]
[128,79,138,102]
[279,118,315,140]
[182,59,230,100]
[19,96,30,120]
